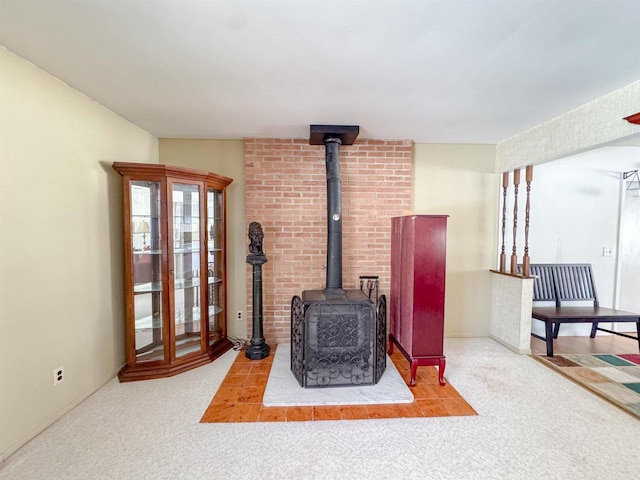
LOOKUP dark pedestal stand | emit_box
[245,254,270,360]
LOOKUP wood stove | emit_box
[290,125,386,388]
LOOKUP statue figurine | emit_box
[248,221,264,256]
[246,221,269,359]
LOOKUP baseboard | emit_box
[1,366,121,463]
[490,335,532,355]
[443,332,491,338]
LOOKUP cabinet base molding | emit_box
[118,339,232,382]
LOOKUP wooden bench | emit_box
[526,264,640,357]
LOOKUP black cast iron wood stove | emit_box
[290,125,386,388]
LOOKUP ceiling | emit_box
[1,0,639,143]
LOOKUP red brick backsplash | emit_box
[245,138,413,343]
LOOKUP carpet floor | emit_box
[534,353,640,419]
[201,343,476,422]
[2,338,639,480]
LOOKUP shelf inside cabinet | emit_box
[135,314,163,330]
[175,338,202,357]
[174,278,199,289]
[133,249,162,255]
[135,345,164,362]
[174,306,201,325]
[173,277,222,290]
[134,282,163,294]
[174,247,200,254]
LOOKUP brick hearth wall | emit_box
[245,138,413,344]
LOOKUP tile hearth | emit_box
[200,344,476,423]
[263,343,413,406]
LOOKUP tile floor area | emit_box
[200,344,476,422]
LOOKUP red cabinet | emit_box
[389,215,448,386]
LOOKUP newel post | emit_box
[500,171,509,272]
[510,168,520,275]
[522,165,533,277]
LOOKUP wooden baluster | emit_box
[522,165,533,277]
[510,168,520,275]
[500,172,508,272]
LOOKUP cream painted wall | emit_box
[158,139,246,339]
[413,144,499,337]
[0,47,158,459]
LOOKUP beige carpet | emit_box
[2,339,639,480]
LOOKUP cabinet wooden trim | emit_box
[113,162,233,188]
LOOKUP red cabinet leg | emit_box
[410,360,418,387]
[438,358,446,386]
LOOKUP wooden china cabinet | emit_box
[113,162,233,381]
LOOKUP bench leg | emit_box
[637,320,640,354]
[553,323,560,339]
[545,322,554,357]
[590,322,599,338]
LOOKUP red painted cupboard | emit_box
[389,215,448,386]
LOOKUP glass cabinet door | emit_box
[172,183,205,358]
[131,181,164,363]
[207,188,225,346]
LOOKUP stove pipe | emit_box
[309,125,360,293]
[324,137,343,292]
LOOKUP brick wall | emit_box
[245,138,413,344]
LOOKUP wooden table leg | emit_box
[589,321,599,338]
[545,321,554,357]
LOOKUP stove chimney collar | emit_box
[309,125,359,146]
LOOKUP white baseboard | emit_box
[490,334,532,355]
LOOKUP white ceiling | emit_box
[1,0,639,143]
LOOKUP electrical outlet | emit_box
[237,310,243,320]
[602,246,613,257]
[53,366,64,386]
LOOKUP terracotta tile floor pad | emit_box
[201,344,476,423]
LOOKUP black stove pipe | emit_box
[324,137,343,292]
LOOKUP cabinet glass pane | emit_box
[207,188,224,345]
[131,181,164,362]
[173,183,203,358]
